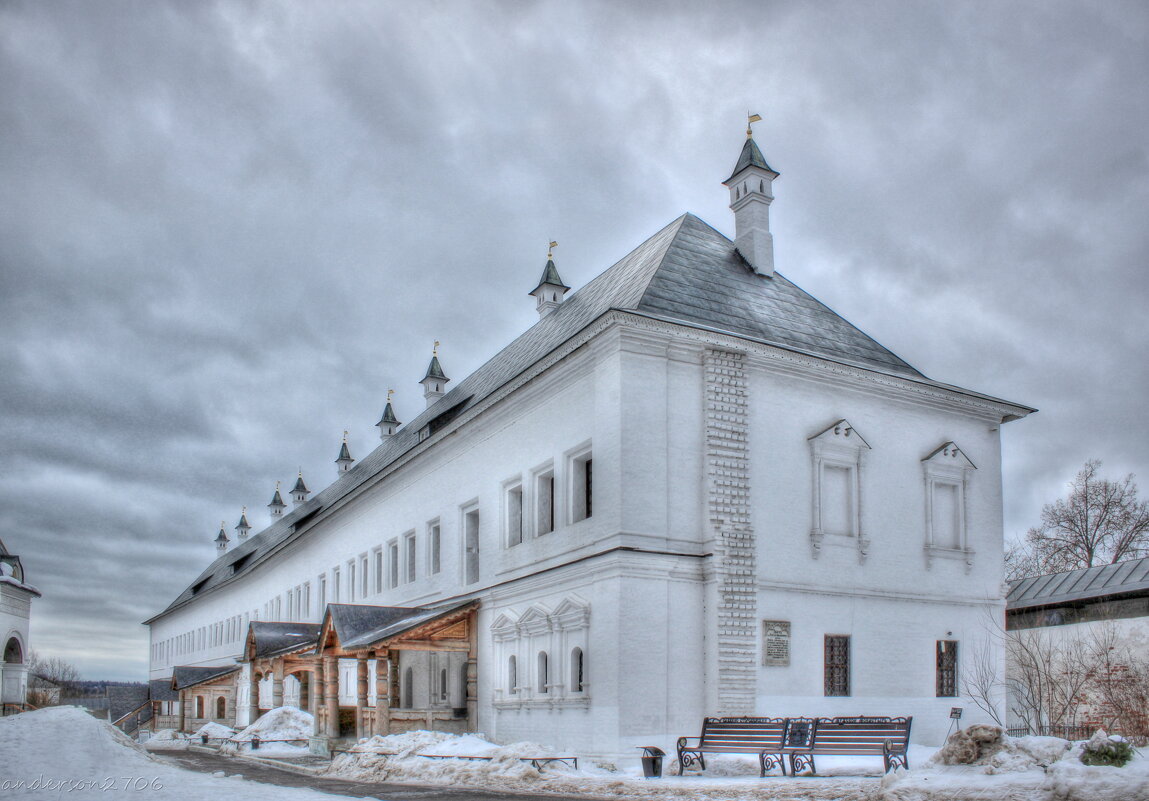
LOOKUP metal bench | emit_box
[784,716,912,774]
[676,717,789,776]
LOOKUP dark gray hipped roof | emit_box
[531,259,569,293]
[171,664,239,690]
[337,441,352,462]
[377,402,400,427]
[248,621,322,659]
[291,474,309,494]
[268,488,285,508]
[1007,556,1149,611]
[149,677,179,702]
[150,213,1033,623]
[423,355,448,382]
[725,136,778,182]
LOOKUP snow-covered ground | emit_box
[326,728,1149,801]
[0,707,338,801]
[2,706,1146,800]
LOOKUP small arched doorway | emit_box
[3,637,22,665]
[215,696,226,720]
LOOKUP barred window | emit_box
[937,640,958,697]
[824,635,850,696]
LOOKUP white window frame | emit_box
[566,443,593,525]
[504,477,524,547]
[403,530,417,583]
[532,462,555,537]
[427,519,442,575]
[923,442,977,571]
[808,420,870,562]
[462,503,480,585]
[387,539,400,589]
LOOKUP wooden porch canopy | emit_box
[313,600,479,740]
[319,600,477,656]
[240,621,322,723]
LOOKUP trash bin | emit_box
[251,735,261,751]
[636,746,665,778]
[200,734,209,745]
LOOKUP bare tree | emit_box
[961,632,1006,726]
[26,650,81,705]
[1017,460,1149,577]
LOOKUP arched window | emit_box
[215,696,226,719]
[760,179,765,193]
[195,696,205,719]
[537,651,549,694]
[508,655,517,694]
[439,668,448,701]
[570,647,584,693]
[403,667,414,708]
[3,637,22,664]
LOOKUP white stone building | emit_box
[1,537,40,709]
[145,132,1033,755]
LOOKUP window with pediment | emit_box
[808,419,870,562]
[923,441,976,570]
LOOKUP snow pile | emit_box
[221,706,313,756]
[881,733,1149,801]
[0,706,347,801]
[195,721,237,740]
[144,727,191,750]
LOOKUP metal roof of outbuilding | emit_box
[1007,556,1149,611]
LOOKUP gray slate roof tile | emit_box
[1007,555,1149,610]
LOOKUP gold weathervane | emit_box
[433,340,440,357]
[747,112,762,138]
[387,388,394,404]
[343,430,348,443]
[548,240,558,259]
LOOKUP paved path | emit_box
[156,749,608,801]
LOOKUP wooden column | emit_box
[248,666,260,725]
[389,650,401,709]
[373,651,390,736]
[272,661,285,708]
[177,689,186,731]
[355,656,369,739]
[466,615,478,726]
[324,656,339,738]
[311,661,323,737]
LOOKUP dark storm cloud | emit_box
[1,0,1146,679]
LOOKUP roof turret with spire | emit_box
[215,523,229,554]
[268,481,286,519]
[529,241,570,318]
[335,431,354,475]
[235,508,251,539]
[377,389,401,440]
[291,470,310,506]
[723,113,780,277]
[421,342,449,407]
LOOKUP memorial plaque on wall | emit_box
[762,620,791,666]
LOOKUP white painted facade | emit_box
[147,139,1031,756]
[1,541,39,707]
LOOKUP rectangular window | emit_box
[332,567,341,603]
[821,464,852,535]
[388,540,399,588]
[318,574,327,611]
[464,507,480,584]
[570,450,593,523]
[373,548,384,594]
[824,635,850,696]
[429,521,441,574]
[933,483,962,549]
[360,555,369,598]
[404,531,417,583]
[535,469,554,535]
[937,640,958,697]
[347,560,356,601]
[302,582,310,618]
[506,482,523,546]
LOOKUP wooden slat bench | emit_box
[784,716,912,775]
[676,717,789,776]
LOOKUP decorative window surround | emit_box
[923,442,976,572]
[808,419,870,563]
[490,597,590,710]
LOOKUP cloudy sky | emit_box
[2,1,1146,680]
